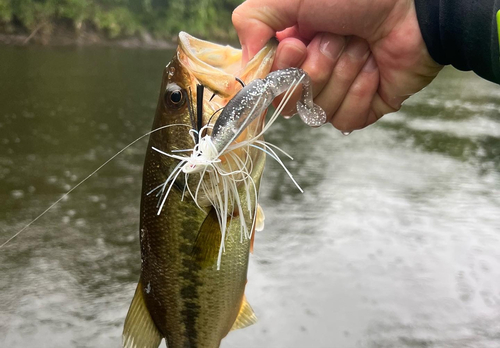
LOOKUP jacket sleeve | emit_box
[414,0,500,83]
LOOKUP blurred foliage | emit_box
[0,0,12,23]
[0,0,243,40]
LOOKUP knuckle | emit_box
[349,80,371,99]
[231,9,245,30]
[307,64,330,86]
[333,62,354,86]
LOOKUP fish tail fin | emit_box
[123,280,163,348]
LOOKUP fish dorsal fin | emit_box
[230,296,257,331]
[123,280,163,348]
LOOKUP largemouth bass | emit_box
[122,32,277,348]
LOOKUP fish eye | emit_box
[164,85,186,108]
[170,91,182,103]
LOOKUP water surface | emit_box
[1,46,500,348]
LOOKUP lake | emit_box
[1,45,500,348]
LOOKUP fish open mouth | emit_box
[163,32,278,202]
[177,31,277,98]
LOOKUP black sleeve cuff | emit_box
[414,0,500,83]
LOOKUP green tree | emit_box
[1,0,244,41]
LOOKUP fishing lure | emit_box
[151,68,326,268]
[182,68,326,175]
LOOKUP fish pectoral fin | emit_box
[251,204,265,254]
[123,280,163,348]
[255,204,265,232]
[192,208,222,268]
[230,296,258,331]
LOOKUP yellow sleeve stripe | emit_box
[497,10,500,55]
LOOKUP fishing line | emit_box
[0,123,191,250]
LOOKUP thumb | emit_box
[232,0,301,63]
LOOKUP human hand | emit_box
[232,0,443,131]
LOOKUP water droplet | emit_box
[75,218,86,227]
[341,131,351,136]
[89,195,100,203]
[11,190,24,199]
[47,176,57,184]
[168,66,175,78]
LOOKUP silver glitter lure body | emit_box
[210,68,327,154]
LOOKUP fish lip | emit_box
[177,31,277,98]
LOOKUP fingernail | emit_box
[346,38,369,59]
[362,55,377,72]
[275,44,306,69]
[319,33,344,60]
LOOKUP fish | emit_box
[122,32,277,348]
[0,29,324,348]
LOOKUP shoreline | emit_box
[0,29,178,50]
